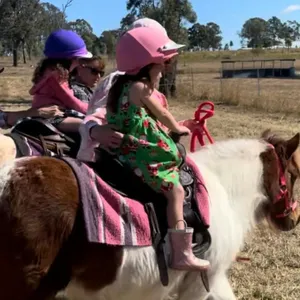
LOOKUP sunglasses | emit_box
[82,66,105,77]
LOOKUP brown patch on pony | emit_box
[260,130,300,231]
[0,157,122,300]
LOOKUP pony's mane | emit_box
[190,138,268,162]
[190,129,287,163]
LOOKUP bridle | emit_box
[271,145,298,218]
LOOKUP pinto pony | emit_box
[0,130,300,300]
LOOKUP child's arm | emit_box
[57,82,88,114]
[130,82,183,133]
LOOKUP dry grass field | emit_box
[1,51,300,299]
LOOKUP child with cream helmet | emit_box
[105,26,210,271]
[77,18,185,162]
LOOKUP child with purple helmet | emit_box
[30,29,92,115]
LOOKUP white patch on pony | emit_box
[64,138,270,300]
[0,157,37,201]
[0,160,17,201]
[0,134,17,166]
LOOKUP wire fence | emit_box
[171,66,300,113]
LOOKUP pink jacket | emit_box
[77,72,169,162]
[30,70,88,114]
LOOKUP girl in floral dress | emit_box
[106,26,210,271]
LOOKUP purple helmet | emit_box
[44,29,92,59]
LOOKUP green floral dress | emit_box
[106,83,182,192]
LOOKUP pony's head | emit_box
[260,129,300,231]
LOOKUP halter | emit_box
[271,145,298,218]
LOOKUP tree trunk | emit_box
[13,49,18,67]
[22,42,26,64]
[28,47,32,61]
[12,40,19,67]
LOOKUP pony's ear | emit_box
[285,133,300,160]
[261,129,272,139]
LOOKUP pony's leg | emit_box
[177,272,209,300]
[0,133,16,164]
[208,272,236,300]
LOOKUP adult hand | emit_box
[90,124,124,149]
[28,105,64,119]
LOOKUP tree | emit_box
[206,22,222,50]
[40,2,68,36]
[280,21,300,48]
[120,12,137,31]
[188,23,208,50]
[285,38,292,49]
[266,16,283,47]
[99,30,119,57]
[240,17,300,49]
[240,17,268,48]
[68,19,97,52]
[188,22,222,50]
[126,0,161,20]
[0,0,73,65]
[229,40,233,48]
[0,0,45,66]
[224,43,229,51]
[125,0,197,45]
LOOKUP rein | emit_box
[270,144,298,218]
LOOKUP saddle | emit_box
[89,134,211,290]
[7,117,80,158]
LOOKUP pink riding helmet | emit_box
[129,17,185,51]
[116,26,181,75]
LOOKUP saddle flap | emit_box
[12,117,75,144]
[13,118,59,136]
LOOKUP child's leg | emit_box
[163,184,185,229]
[163,183,210,271]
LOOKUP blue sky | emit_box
[48,0,300,49]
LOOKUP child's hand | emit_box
[175,125,191,135]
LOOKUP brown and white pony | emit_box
[0,130,300,300]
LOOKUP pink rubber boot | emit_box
[168,223,210,271]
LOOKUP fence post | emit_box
[191,68,194,93]
[219,68,223,98]
[257,68,260,96]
